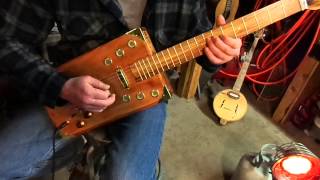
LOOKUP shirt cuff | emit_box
[40,72,68,108]
[196,56,221,73]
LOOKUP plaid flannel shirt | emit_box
[0,0,217,107]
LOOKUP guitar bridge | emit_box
[116,68,130,89]
[227,91,240,100]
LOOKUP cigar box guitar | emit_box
[46,0,320,136]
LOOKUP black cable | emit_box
[156,158,161,180]
[51,121,69,180]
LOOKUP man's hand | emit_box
[204,15,242,65]
[60,76,115,112]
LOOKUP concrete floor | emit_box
[161,96,286,180]
[54,81,319,180]
[160,81,319,180]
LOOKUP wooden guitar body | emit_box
[213,89,248,125]
[46,28,172,136]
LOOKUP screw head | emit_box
[151,90,159,97]
[77,121,86,128]
[104,58,113,65]
[116,49,125,57]
[84,111,93,118]
[128,40,137,48]
[136,92,145,100]
[122,95,131,103]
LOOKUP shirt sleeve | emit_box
[0,1,67,107]
[189,0,221,73]
[144,0,220,73]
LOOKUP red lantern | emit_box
[272,143,320,180]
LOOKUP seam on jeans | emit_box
[27,137,76,177]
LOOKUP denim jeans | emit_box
[0,100,166,180]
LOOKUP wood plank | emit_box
[185,62,202,98]
[177,61,202,99]
[272,56,320,123]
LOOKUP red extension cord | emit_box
[216,0,320,101]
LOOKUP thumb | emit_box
[88,77,110,90]
[216,14,226,26]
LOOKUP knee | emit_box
[143,102,167,122]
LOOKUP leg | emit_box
[100,102,167,180]
[0,101,84,179]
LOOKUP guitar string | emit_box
[99,49,202,82]
[98,50,196,83]
[94,23,238,82]
[96,42,206,82]
[78,15,246,82]
[72,2,289,83]
[80,28,214,82]
[64,40,204,84]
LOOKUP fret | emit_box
[151,55,160,74]
[179,43,188,62]
[173,46,182,64]
[253,12,261,29]
[230,22,238,38]
[129,0,305,82]
[219,26,225,35]
[138,60,147,79]
[146,57,155,76]
[241,17,249,35]
[161,51,170,69]
[201,33,206,42]
[210,30,214,37]
[266,6,273,24]
[134,62,143,80]
[166,49,176,67]
[142,59,151,78]
[193,37,202,55]
[280,0,287,17]
[155,53,165,71]
[186,40,195,58]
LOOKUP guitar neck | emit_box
[131,0,304,80]
[232,29,262,92]
[233,60,251,92]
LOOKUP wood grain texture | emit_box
[272,56,320,123]
[177,61,202,99]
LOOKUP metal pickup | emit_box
[116,68,129,89]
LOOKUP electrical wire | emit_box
[215,0,320,101]
[52,128,58,180]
